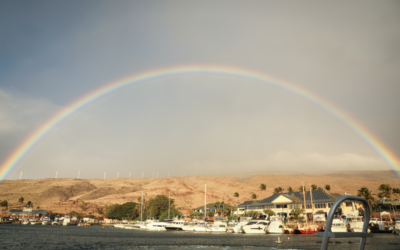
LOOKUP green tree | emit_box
[311,184,317,190]
[357,187,377,210]
[263,209,275,217]
[251,193,257,200]
[260,184,266,191]
[378,184,398,212]
[299,186,306,192]
[317,187,323,190]
[19,197,24,204]
[0,200,8,210]
[288,187,294,193]
[105,202,138,220]
[233,192,239,198]
[207,211,215,218]
[325,185,331,192]
[159,208,182,220]
[274,187,283,193]
[290,207,304,220]
[215,201,221,215]
[26,201,33,208]
[146,195,173,219]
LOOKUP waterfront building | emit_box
[192,203,217,214]
[8,207,47,219]
[236,190,364,220]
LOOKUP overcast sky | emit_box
[1,0,399,180]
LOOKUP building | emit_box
[376,199,400,211]
[237,190,363,220]
[192,203,218,214]
[8,207,47,219]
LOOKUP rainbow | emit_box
[1,65,399,180]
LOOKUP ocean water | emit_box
[0,224,399,250]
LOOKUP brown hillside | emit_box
[0,171,399,215]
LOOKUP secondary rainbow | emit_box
[1,65,399,180]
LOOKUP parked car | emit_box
[369,218,382,226]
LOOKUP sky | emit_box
[1,0,400,180]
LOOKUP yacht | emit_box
[165,217,187,231]
[42,217,50,225]
[193,222,208,232]
[30,219,37,225]
[331,218,348,232]
[266,216,285,234]
[208,222,228,232]
[294,222,319,234]
[350,216,368,233]
[63,215,71,226]
[140,217,156,229]
[22,219,30,225]
[145,222,169,231]
[227,217,252,233]
[241,219,270,234]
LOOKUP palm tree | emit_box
[357,187,377,210]
[215,201,221,216]
[311,184,317,190]
[251,193,257,200]
[378,184,398,212]
[18,197,24,204]
[299,186,306,192]
[288,187,294,193]
[325,185,331,192]
[233,192,239,198]
[260,184,266,191]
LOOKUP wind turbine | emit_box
[104,172,106,179]
[78,171,80,179]
[117,172,119,178]
[55,171,58,179]
[19,171,23,180]
[129,172,131,178]
[142,171,144,179]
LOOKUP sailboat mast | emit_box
[205,184,207,221]
[309,184,315,221]
[141,191,143,222]
[302,181,308,223]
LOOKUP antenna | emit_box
[117,172,119,178]
[78,171,80,179]
[55,171,58,179]
[19,171,23,180]
[104,172,106,179]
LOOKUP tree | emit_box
[299,186,306,192]
[357,187,376,210]
[290,207,304,220]
[260,184,266,191]
[233,192,239,198]
[159,208,182,220]
[263,209,275,217]
[19,197,24,204]
[251,193,257,200]
[26,201,33,208]
[288,187,294,193]
[325,185,331,192]
[206,211,215,218]
[378,184,398,212]
[317,187,323,190]
[311,184,317,191]
[0,200,8,210]
[105,202,138,220]
[274,187,283,194]
[215,201,221,215]
[146,195,173,219]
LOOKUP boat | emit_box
[145,222,169,231]
[207,222,228,232]
[63,215,71,226]
[165,217,187,230]
[294,222,319,234]
[227,217,252,233]
[42,217,50,225]
[30,219,37,225]
[113,223,125,229]
[241,219,270,234]
[193,222,209,232]
[22,219,30,225]
[350,216,369,233]
[330,218,348,232]
[266,216,286,234]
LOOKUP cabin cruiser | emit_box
[63,215,71,226]
[207,222,228,232]
[227,217,252,233]
[165,217,188,230]
[350,216,369,233]
[193,222,209,232]
[241,219,270,234]
[266,216,285,234]
[30,219,37,225]
[42,217,50,225]
[22,219,30,225]
[140,217,156,229]
[145,222,169,231]
[331,218,348,232]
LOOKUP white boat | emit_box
[42,217,50,225]
[266,216,285,234]
[146,222,169,231]
[165,218,187,231]
[22,219,30,225]
[113,223,125,228]
[241,219,270,234]
[63,215,71,226]
[331,218,348,232]
[228,217,252,233]
[30,219,37,225]
[208,222,227,232]
[193,222,208,232]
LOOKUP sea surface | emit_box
[1,224,400,250]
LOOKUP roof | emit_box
[9,209,47,214]
[239,190,338,208]
[193,203,219,210]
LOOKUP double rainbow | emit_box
[1,65,399,180]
